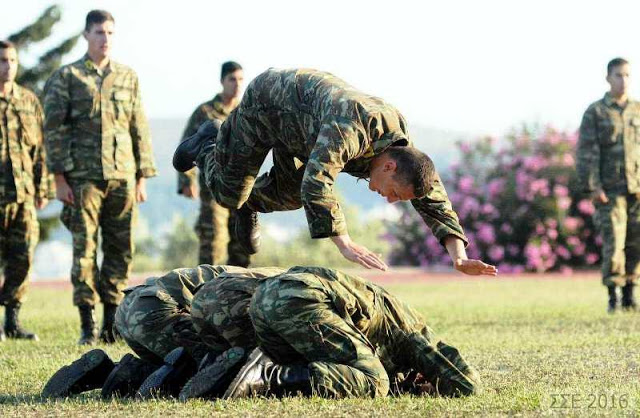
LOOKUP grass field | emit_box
[1,274,639,416]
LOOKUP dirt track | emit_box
[30,268,601,290]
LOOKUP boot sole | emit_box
[136,347,192,399]
[102,354,156,399]
[42,349,114,398]
[223,348,263,399]
[179,347,246,401]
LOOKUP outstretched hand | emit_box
[454,258,498,276]
[331,234,388,271]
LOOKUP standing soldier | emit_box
[577,57,640,313]
[0,41,53,342]
[177,62,250,267]
[43,10,157,345]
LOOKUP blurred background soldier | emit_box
[0,40,53,342]
[577,57,640,313]
[177,61,251,267]
[43,10,157,345]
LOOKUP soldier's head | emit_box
[0,41,18,84]
[369,147,435,203]
[83,10,115,61]
[220,61,244,100]
[606,57,630,97]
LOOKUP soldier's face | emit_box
[369,160,416,204]
[0,47,18,84]
[221,69,245,99]
[84,20,115,60]
[607,64,630,96]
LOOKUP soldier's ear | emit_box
[383,159,397,173]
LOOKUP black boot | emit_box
[179,347,247,401]
[102,354,158,398]
[4,302,38,341]
[100,303,120,343]
[231,205,261,255]
[621,283,637,311]
[173,119,221,172]
[607,286,618,314]
[136,347,198,399]
[223,348,312,399]
[78,305,98,345]
[42,349,115,398]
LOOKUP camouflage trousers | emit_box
[0,200,39,305]
[250,278,480,398]
[202,112,305,214]
[61,179,136,306]
[196,176,250,267]
[190,276,259,354]
[115,283,208,365]
[594,193,640,287]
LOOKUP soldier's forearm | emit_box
[444,235,468,263]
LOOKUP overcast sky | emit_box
[7,0,640,137]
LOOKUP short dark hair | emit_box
[221,61,242,81]
[386,146,436,199]
[0,40,16,51]
[607,57,629,76]
[85,10,115,32]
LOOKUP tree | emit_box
[9,5,80,94]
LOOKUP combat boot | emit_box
[173,119,221,172]
[231,205,261,254]
[78,305,98,345]
[224,348,312,399]
[179,347,247,401]
[42,349,115,398]
[102,354,158,398]
[607,286,618,314]
[4,302,38,341]
[136,347,197,399]
[621,283,637,311]
[99,303,120,344]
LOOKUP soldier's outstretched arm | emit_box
[302,119,387,270]
[444,235,497,276]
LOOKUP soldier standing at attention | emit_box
[177,61,251,267]
[577,57,640,313]
[43,10,157,344]
[0,41,53,342]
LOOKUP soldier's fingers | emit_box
[362,252,388,271]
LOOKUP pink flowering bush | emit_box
[387,128,601,272]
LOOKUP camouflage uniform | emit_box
[43,55,157,306]
[115,265,281,365]
[577,92,640,287]
[202,68,466,245]
[178,94,250,267]
[192,265,479,398]
[0,83,52,305]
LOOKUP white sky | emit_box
[6,0,640,137]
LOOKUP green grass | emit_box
[1,275,639,416]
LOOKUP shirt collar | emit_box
[0,82,20,102]
[83,53,113,75]
[604,92,630,109]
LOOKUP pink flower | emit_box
[556,245,571,260]
[577,199,595,216]
[501,223,513,234]
[559,266,573,275]
[553,184,569,197]
[562,154,575,167]
[458,142,472,154]
[507,244,520,256]
[488,246,505,262]
[557,197,571,211]
[547,229,558,240]
[563,217,582,232]
[477,223,496,244]
[586,253,599,264]
[530,179,550,197]
[567,236,581,247]
[487,178,506,198]
[458,176,475,194]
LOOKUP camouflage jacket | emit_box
[240,68,466,244]
[177,93,235,193]
[271,266,432,375]
[0,82,53,203]
[138,265,285,309]
[577,92,640,194]
[43,55,157,181]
